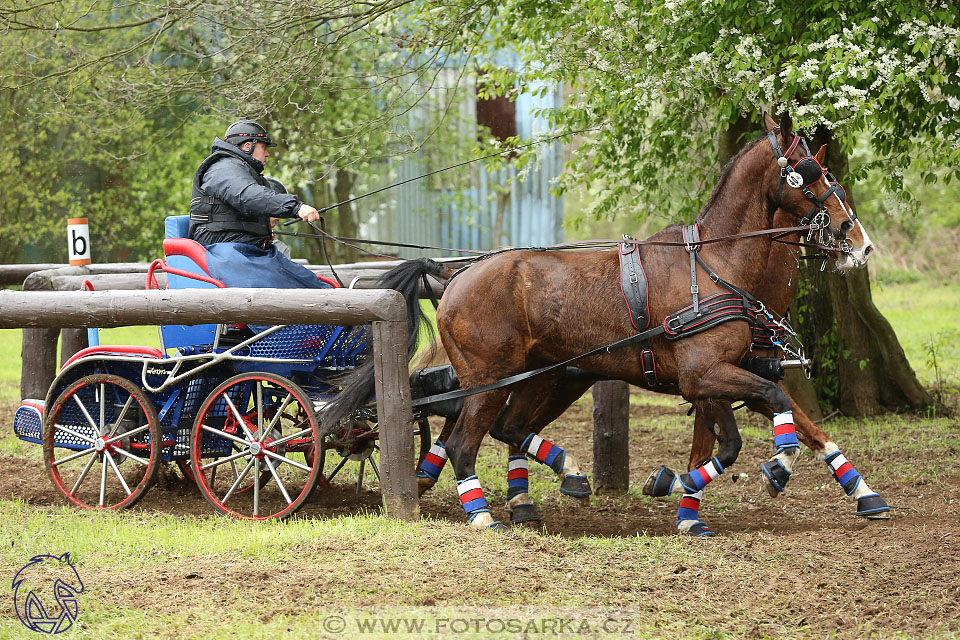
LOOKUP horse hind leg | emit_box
[444,389,513,531]
[748,395,890,518]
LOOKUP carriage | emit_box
[12,216,432,520]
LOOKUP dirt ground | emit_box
[3,395,960,638]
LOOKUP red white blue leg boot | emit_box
[820,442,890,519]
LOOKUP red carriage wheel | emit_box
[190,373,322,520]
[43,373,162,510]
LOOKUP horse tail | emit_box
[410,335,450,372]
[320,258,451,432]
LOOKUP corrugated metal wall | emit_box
[355,71,564,258]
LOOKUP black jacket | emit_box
[188,138,300,246]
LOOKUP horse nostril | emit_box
[840,220,854,234]
[864,244,874,257]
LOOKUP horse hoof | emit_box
[856,493,891,519]
[484,521,511,533]
[509,503,543,527]
[678,520,715,537]
[643,466,676,497]
[559,474,592,498]
[760,459,791,497]
[417,475,436,497]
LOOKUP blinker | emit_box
[792,156,824,187]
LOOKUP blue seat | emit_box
[160,216,220,352]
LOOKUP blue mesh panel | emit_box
[13,405,43,444]
[248,325,342,360]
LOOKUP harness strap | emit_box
[410,324,667,407]
[682,224,701,314]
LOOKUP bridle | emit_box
[766,128,855,252]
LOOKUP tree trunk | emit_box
[797,130,941,415]
[333,167,360,264]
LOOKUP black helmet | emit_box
[224,119,276,148]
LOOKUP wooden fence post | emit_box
[592,380,630,493]
[371,317,419,522]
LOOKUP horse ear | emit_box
[778,112,793,140]
[815,144,827,165]
[763,113,779,132]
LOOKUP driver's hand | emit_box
[297,203,320,223]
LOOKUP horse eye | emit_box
[839,220,854,234]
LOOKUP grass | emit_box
[2,277,959,639]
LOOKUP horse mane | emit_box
[696,131,767,222]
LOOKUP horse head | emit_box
[763,113,874,271]
[12,552,85,634]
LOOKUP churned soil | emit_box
[2,393,959,638]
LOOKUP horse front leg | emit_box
[748,393,890,518]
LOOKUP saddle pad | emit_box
[619,241,650,331]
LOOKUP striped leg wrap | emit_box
[773,411,800,453]
[417,440,448,482]
[457,475,491,521]
[521,433,566,475]
[676,491,713,536]
[677,457,724,493]
[506,455,529,500]
[824,450,862,495]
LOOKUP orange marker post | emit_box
[67,217,91,266]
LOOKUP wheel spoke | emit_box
[72,395,101,434]
[105,453,132,496]
[53,424,96,445]
[265,393,293,433]
[369,455,381,481]
[201,449,250,471]
[107,395,135,438]
[223,394,256,441]
[98,456,107,507]
[98,383,106,436]
[69,451,99,494]
[112,446,149,466]
[221,458,254,504]
[200,423,250,447]
[262,455,292,504]
[54,445,97,467]
[268,427,313,448]
[326,455,349,482]
[103,423,149,446]
[253,457,261,517]
[256,381,264,435]
[263,449,311,472]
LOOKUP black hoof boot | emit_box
[484,521,511,532]
[509,504,543,529]
[559,474,592,498]
[643,466,676,497]
[680,521,715,537]
[856,493,891,519]
[760,458,792,497]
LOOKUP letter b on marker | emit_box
[68,218,91,266]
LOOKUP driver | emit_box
[188,118,327,289]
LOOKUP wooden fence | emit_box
[4,260,633,495]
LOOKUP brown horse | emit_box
[324,113,875,531]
